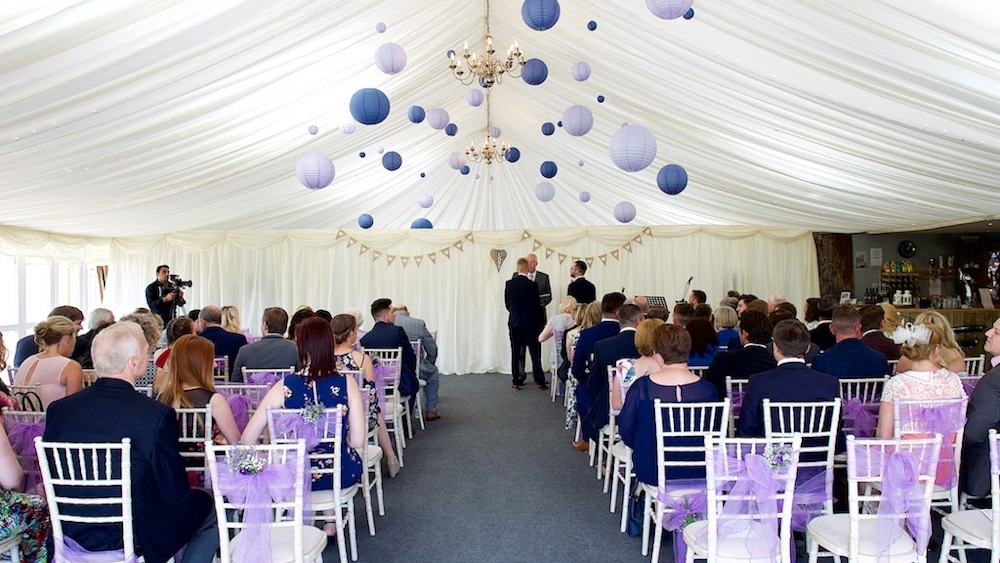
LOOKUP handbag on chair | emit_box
[626,485,644,537]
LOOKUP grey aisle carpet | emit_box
[322,373,654,563]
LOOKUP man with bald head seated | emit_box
[198,305,247,379]
[704,309,776,397]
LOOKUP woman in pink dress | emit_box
[15,316,83,410]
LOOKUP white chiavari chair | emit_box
[176,404,213,485]
[894,397,969,514]
[363,347,408,461]
[409,340,426,431]
[9,384,42,412]
[212,356,229,383]
[339,368,385,536]
[965,355,986,376]
[724,377,749,438]
[939,428,1000,563]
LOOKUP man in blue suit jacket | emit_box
[812,306,890,379]
[360,298,419,398]
[571,292,626,448]
[739,319,840,438]
[582,303,642,443]
[43,323,217,563]
[198,305,247,379]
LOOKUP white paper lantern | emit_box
[296,152,335,190]
[466,90,484,107]
[571,61,591,81]
[535,182,556,202]
[609,125,657,172]
[562,105,594,137]
[448,151,467,169]
[427,108,450,130]
[645,0,695,20]
[375,42,407,74]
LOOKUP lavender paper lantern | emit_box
[614,201,637,223]
[540,161,558,178]
[341,120,357,135]
[445,123,458,136]
[579,191,591,202]
[645,0,695,20]
[375,22,387,33]
[382,151,402,171]
[505,147,521,162]
[407,105,425,123]
[657,164,688,195]
[522,59,548,85]
[418,194,434,208]
[427,108,449,130]
[466,89,484,107]
[296,152,335,190]
[349,88,390,125]
[411,218,433,229]
[308,125,319,135]
[490,127,501,138]
[610,125,657,172]
[541,122,555,136]
[358,214,374,229]
[448,151,467,170]
[374,42,407,74]
[522,0,561,30]
[535,182,556,202]
[571,61,591,81]
[562,105,593,137]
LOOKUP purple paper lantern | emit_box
[445,123,458,136]
[448,151,467,170]
[657,164,689,195]
[349,88,390,125]
[505,147,521,162]
[382,151,402,171]
[540,161,558,178]
[522,59,548,85]
[374,42,407,74]
[407,105,425,124]
[490,126,501,138]
[522,0,561,30]
[535,182,556,202]
[645,0,695,20]
[579,191,591,202]
[375,22,387,33]
[308,125,319,135]
[541,122,555,136]
[427,108,449,130]
[562,105,594,137]
[418,194,434,208]
[296,152,335,190]
[466,90,484,107]
[411,218,433,229]
[610,125,657,172]
[614,201,637,223]
[358,214,374,229]
[341,120,356,135]
[571,62,591,81]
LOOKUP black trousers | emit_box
[510,325,545,386]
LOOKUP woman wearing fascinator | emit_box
[876,322,966,437]
[894,310,966,374]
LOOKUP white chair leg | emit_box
[375,464,386,516]
[620,459,633,533]
[650,500,664,563]
[588,439,596,468]
[938,531,952,563]
[363,478,376,536]
[610,455,621,512]
[603,443,615,492]
[641,490,653,556]
[348,498,359,561]
[336,508,348,563]
[550,371,558,402]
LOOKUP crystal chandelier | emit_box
[448,1,524,87]
[465,134,510,165]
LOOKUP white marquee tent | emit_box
[2,0,999,374]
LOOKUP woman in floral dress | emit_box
[1,414,50,562]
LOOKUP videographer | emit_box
[145,265,187,323]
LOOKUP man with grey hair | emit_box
[199,305,247,379]
[74,307,116,369]
[43,322,219,563]
[391,303,442,420]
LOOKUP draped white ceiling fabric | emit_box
[2,0,999,237]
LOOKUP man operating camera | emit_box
[145,264,189,323]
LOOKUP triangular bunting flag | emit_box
[401,257,410,268]
[414,256,423,267]
[441,248,451,258]
[465,233,475,242]
[558,253,567,264]
[372,251,382,262]
[359,244,369,255]
[336,230,347,239]
[599,254,608,265]
[643,227,652,236]
[611,249,620,260]
[521,230,531,241]
[454,241,463,251]
[347,237,357,248]
[532,239,542,251]
[545,247,554,259]
[387,254,396,266]
[586,257,595,267]
[623,243,632,253]
[633,235,643,245]
[428,252,436,264]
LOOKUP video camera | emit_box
[167,274,193,293]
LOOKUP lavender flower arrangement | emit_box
[227,445,266,475]
[301,400,324,424]
[762,444,793,472]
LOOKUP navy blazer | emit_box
[812,338,890,379]
[809,322,836,351]
[571,320,621,383]
[505,275,543,329]
[962,364,1000,497]
[567,277,597,304]
[703,344,777,398]
[43,378,212,563]
[737,361,840,438]
[582,330,639,442]
[200,325,248,377]
[361,322,419,397]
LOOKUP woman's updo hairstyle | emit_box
[330,314,357,345]
[34,315,76,348]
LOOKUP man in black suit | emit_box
[567,260,597,304]
[962,316,1000,497]
[360,298,419,398]
[704,309,776,397]
[570,292,627,449]
[738,319,840,437]
[198,305,247,378]
[582,303,642,445]
[43,322,217,563]
[231,306,300,381]
[145,264,186,323]
[510,253,553,378]
[808,295,838,351]
[506,258,547,390]
[859,305,901,360]
[812,306,890,379]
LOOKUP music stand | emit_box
[645,296,669,309]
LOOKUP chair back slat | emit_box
[724,377,749,437]
[212,357,229,382]
[652,399,730,486]
[176,405,213,476]
[964,354,985,376]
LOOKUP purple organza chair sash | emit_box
[213,457,297,563]
[790,466,833,532]
[730,390,744,418]
[271,411,338,451]
[962,379,977,397]
[876,451,931,563]
[58,536,139,563]
[222,393,251,432]
[247,371,282,386]
[7,420,45,494]
[899,403,966,488]
[372,364,389,413]
[843,398,878,438]
[658,479,708,563]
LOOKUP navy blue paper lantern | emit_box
[411,218,433,229]
[460,165,470,175]
[522,0,561,30]
[420,172,426,178]
[541,122,555,136]
[359,152,366,158]
[358,214,374,229]
[540,161,558,178]
[657,164,688,195]
[407,105,425,123]
[505,147,521,162]
[587,20,598,31]
[683,8,695,19]
[445,123,458,136]
[349,88,390,125]
[522,59,548,85]
[382,151,402,171]
[597,95,605,103]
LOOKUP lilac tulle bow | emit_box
[698,453,783,561]
[876,452,931,563]
[730,390,744,418]
[272,411,336,451]
[913,406,965,488]
[214,458,297,563]
[962,380,977,397]
[58,535,139,563]
[843,398,878,438]
[8,421,45,494]
[372,364,389,414]
[790,466,833,532]
[224,393,251,432]
[659,483,708,563]
[247,371,282,386]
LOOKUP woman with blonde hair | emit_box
[221,305,242,333]
[713,305,739,348]
[611,318,666,412]
[895,310,966,374]
[539,295,579,344]
[878,302,902,334]
[15,316,83,409]
[158,334,241,445]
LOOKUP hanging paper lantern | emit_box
[522,59,548,85]
[535,182,556,202]
[579,191,591,202]
[645,0,695,20]
[541,122,555,136]
[614,201,637,223]
[374,42,407,74]
[522,0,561,30]
[349,88,390,125]
[610,125,657,172]
[407,105,425,124]
[377,147,384,154]
[657,164,688,195]
[578,160,585,166]
[375,22,387,33]
[445,123,458,136]
[505,147,521,162]
[448,151,467,170]
[382,151,402,171]
[308,125,319,135]
[427,108,449,129]
[341,120,356,135]
[490,127,501,138]
[587,20,598,31]
[359,152,366,158]
[411,218,433,229]
[571,61,592,82]
[420,172,426,178]
[540,161,558,178]
[358,214,374,229]
[597,95,605,103]
[558,121,563,127]
[562,105,593,137]
[466,90,484,107]
[296,152,335,190]
[683,8,695,19]
[460,165,470,175]
[418,194,434,208]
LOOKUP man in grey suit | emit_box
[962,315,1000,497]
[231,307,300,382]
[392,303,441,420]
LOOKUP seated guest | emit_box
[392,303,442,420]
[154,316,196,370]
[804,297,821,330]
[16,316,84,410]
[879,302,902,334]
[859,305,901,361]
[896,310,966,374]
[571,293,626,449]
[961,315,1000,497]
[719,296,739,312]
[360,299,419,399]
[286,307,315,341]
[812,306,890,379]
[809,295,838,351]
[713,306,739,348]
[14,306,84,367]
[346,309,367,349]
[686,318,721,367]
[564,302,602,435]
[315,309,333,323]
[611,318,666,413]
[0,332,18,410]
[646,306,669,322]
[631,296,650,317]
[694,303,712,320]
[1,414,50,562]
[540,296,579,345]
[119,312,164,388]
[43,322,218,563]
[671,303,695,327]
[767,294,787,313]
[220,305,241,333]
[198,305,248,379]
[704,310,776,397]
[74,308,115,368]
[775,301,797,319]
[230,307,300,382]
[876,322,965,438]
[582,303,643,445]
[766,309,820,364]
[736,294,758,315]
[618,324,719,485]
[738,320,839,437]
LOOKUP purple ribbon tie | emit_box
[58,535,139,563]
[8,421,45,494]
[372,364,389,414]
[214,458,297,563]
[247,371,282,386]
[843,398,878,438]
[876,452,931,563]
[223,393,251,432]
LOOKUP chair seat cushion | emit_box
[941,509,994,548]
[807,513,916,558]
[684,520,786,561]
[365,444,383,465]
[229,525,327,563]
[611,441,632,460]
[311,483,360,508]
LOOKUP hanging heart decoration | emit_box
[490,249,508,272]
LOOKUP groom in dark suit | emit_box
[43,322,218,563]
[506,257,546,390]
[567,260,597,304]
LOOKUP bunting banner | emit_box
[599,254,608,265]
[428,252,436,264]
[372,250,382,262]
[336,230,347,239]
[359,244,368,255]
[347,237,357,248]
[414,256,422,267]
[401,257,409,268]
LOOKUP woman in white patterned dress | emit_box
[564,302,602,430]
[610,318,665,414]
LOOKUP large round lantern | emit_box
[407,105,425,123]
[645,0,695,20]
[418,194,434,208]
[522,0,561,30]
[614,201,637,223]
[445,123,458,136]
[535,182,556,202]
[374,42,407,74]
[358,214,374,229]
[522,59,548,85]
[540,161,558,178]
[562,105,593,137]
[427,108,450,129]
[505,147,521,163]
[349,88,390,125]
[571,62,591,81]
[448,151,467,170]
[382,151,402,171]
[297,152,335,190]
[411,218,433,229]
[657,164,688,195]
[609,125,657,172]
[466,90,484,107]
